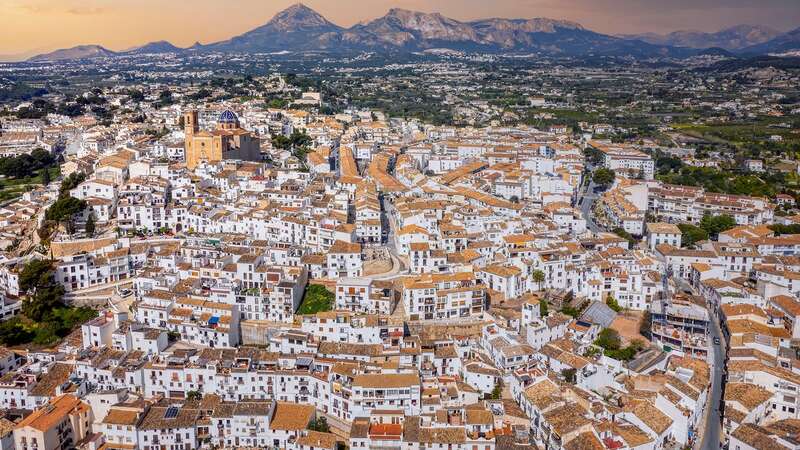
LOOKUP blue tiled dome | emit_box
[219,109,238,124]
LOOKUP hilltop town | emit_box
[0,25,799,450]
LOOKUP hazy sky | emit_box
[2,0,799,56]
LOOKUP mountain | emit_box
[29,45,116,62]
[203,3,343,52]
[339,8,483,49]
[469,17,585,49]
[620,25,782,51]
[124,41,182,55]
[741,27,800,55]
[466,17,685,57]
[24,4,764,61]
[208,5,694,57]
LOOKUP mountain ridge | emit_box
[202,3,343,52]
[124,40,183,55]
[29,44,117,62]
[201,4,699,57]
[620,25,782,51]
[25,4,798,61]
[741,26,800,55]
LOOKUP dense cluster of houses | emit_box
[0,99,799,450]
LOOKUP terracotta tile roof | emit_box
[646,222,681,234]
[625,399,672,435]
[770,295,800,317]
[269,402,314,431]
[296,431,338,449]
[329,240,361,254]
[564,432,605,450]
[30,362,73,397]
[16,394,88,432]
[102,408,141,426]
[543,403,590,436]
[731,423,790,450]
[725,382,774,410]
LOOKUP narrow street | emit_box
[674,278,724,450]
[578,178,604,234]
[699,310,725,450]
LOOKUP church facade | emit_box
[184,109,261,169]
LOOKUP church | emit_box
[184,109,261,169]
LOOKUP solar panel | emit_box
[164,406,179,419]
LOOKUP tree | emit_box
[584,147,604,166]
[639,311,652,340]
[769,224,800,236]
[532,270,545,290]
[594,328,622,352]
[57,103,84,117]
[612,227,637,247]
[46,196,86,221]
[45,196,87,234]
[606,294,622,313]
[267,98,289,109]
[678,223,709,248]
[30,148,55,167]
[539,299,549,318]
[85,213,96,236]
[127,89,145,102]
[561,368,577,384]
[59,172,86,197]
[561,299,589,318]
[18,260,66,322]
[490,380,502,400]
[0,150,53,180]
[583,346,601,358]
[309,416,330,433]
[593,168,616,187]
[297,284,335,314]
[186,390,202,401]
[595,328,644,361]
[23,285,65,321]
[656,154,683,175]
[271,134,291,150]
[42,167,51,186]
[19,259,55,293]
[700,214,736,238]
[0,318,35,346]
[189,88,212,100]
[156,89,173,107]
[272,130,312,153]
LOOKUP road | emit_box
[382,197,407,266]
[362,193,408,282]
[577,178,604,234]
[673,278,724,450]
[364,251,406,281]
[699,309,725,450]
